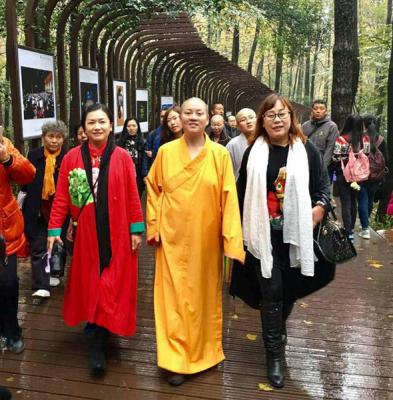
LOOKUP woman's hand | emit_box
[145,150,152,158]
[47,236,63,253]
[131,234,142,251]
[312,205,325,229]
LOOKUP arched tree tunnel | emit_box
[6,0,310,150]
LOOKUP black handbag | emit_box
[50,242,67,277]
[314,198,357,264]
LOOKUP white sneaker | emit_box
[50,277,60,287]
[358,229,370,239]
[32,289,50,298]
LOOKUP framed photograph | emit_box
[113,80,127,134]
[18,47,57,139]
[161,96,174,110]
[79,67,99,118]
[136,89,149,133]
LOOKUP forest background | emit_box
[0,0,391,152]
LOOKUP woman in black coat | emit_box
[230,94,334,388]
[117,117,145,196]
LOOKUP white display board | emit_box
[161,96,174,110]
[79,67,99,118]
[136,89,149,133]
[18,47,57,139]
[113,80,127,133]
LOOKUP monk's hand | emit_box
[312,205,325,229]
[0,126,10,163]
[131,234,142,251]
[47,236,63,253]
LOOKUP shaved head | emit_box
[211,114,224,124]
[181,97,208,114]
[236,108,256,122]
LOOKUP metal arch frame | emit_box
[7,2,310,151]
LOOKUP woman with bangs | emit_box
[150,106,183,163]
[230,93,334,388]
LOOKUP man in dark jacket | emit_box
[22,120,68,299]
[302,99,339,177]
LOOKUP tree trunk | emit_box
[287,63,293,99]
[375,0,392,129]
[292,58,301,101]
[296,57,304,101]
[256,56,264,81]
[207,17,213,46]
[268,59,272,88]
[331,0,360,129]
[232,23,240,65]
[310,47,318,102]
[274,19,284,92]
[247,20,260,74]
[387,15,393,172]
[304,45,311,105]
[324,37,332,101]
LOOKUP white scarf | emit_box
[242,136,314,279]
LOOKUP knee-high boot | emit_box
[282,302,294,345]
[88,326,109,377]
[261,301,284,388]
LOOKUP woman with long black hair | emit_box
[332,115,370,242]
[356,115,388,239]
[117,117,145,196]
[47,104,144,376]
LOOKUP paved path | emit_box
[0,227,392,399]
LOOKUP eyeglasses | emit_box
[263,111,291,120]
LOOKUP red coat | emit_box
[0,137,35,256]
[48,145,144,336]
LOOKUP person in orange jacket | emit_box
[0,126,35,353]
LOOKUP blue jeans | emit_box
[357,181,380,229]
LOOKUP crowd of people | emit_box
[0,94,392,398]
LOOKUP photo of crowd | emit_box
[21,67,55,120]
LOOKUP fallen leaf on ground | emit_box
[367,277,373,280]
[5,377,14,382]
[246,333,257,341]
[231,314,239,320]
[388,315,393,319]
[303,320,313,325]
[299,302,309,308]
[258,383,274,391]
[369,263,383,269]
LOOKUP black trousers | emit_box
[0,254,21,341]
[336,173,357,235]
[29,221,50,291]
[255,230,297,305]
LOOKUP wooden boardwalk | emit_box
[1,227,393,400]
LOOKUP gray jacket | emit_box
[302,117,339,168]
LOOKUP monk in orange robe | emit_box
[146,97,245,386]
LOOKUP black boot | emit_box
[261,301,284,388]
[281,302,294,345]
[88,326,108,377]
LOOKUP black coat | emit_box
[22,147,67,238]
[229,139,336,309]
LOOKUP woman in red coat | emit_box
[0,127,35,353]
[47,104,144,376]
